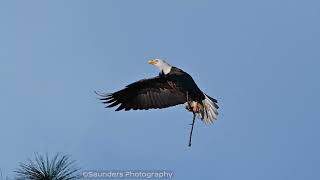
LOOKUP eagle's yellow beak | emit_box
[148,59,158,65]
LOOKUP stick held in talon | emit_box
[188,112,196,147]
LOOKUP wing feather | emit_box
[100,76,187,111]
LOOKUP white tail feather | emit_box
[200,94,219,124]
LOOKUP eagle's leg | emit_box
[185,101,202,114]
[188,112,196,147]
[185,102,193,112]
[185,91,192,112]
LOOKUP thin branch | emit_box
[188,112,196,147]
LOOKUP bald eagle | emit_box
[100,59,219,124]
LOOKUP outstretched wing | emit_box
[99,77,187,111]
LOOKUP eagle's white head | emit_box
[148,58,172,74]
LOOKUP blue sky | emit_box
[1,0,320,179]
